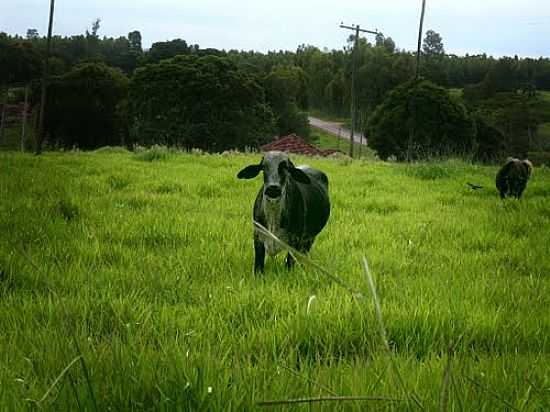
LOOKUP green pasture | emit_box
[0,149,549,410]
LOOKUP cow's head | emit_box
[237,151,311,201]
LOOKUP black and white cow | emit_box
[237,151,331,273]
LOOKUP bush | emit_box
[472,113,506,162]
[133,145,177,161]
[366,80,475,160]
[129,55,276,151]
[41,63,129,149]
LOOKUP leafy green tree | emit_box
[324,70,346,116]
[420,30,448,86]
[263,65,310,138]
[422,30,445,55]
[128,31,142,52]
[143,39,191,64]
[375,32,396,53]
[484,57,520,92]
[367,80,475,160]
[40,62,129,149]
[468,92,549,158]
[472,113,506,161]
[129,55,275,150]
[26,29,39,40]
[0,36,42,85]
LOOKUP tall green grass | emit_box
[1,150,549,410]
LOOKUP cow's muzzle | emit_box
[265,185,282,199]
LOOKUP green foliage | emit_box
[41,62,129,149]
[472,113,506,161]
[367,80,475,160]
[0,35,42,85]
[422,30,445,56]
[129,55,275,151]
[1,151,550,410]
[421,30,448,86]
[466,91,550,158]
[141,38,192,64]
[263,65,310,139]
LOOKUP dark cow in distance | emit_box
[237,151,331,273]
[496,158,533,199]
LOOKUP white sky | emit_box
[2,0,550,57]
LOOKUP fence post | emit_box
[21,85,29,152]
[0,89,6,143]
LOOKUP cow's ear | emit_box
[289,167,311,184]
[237,164,262,179]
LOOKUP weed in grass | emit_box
[153,181,183,194]
[52,198,80,222]
[406,163,454,180]
[106,174,130,190]
[93,146,130,154]
[133,144,176,161]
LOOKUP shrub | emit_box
[366,80,475,160]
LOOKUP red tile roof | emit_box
[260,134,341,157]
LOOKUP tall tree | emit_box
[422,30,444,56]
[26,29,39,40]
[128,30,142,53]
[421,29,448,85]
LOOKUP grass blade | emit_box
[362,256,425,411]
[28,356,82,405]
[257,395,402,406]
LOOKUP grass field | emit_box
[310,127,376,160]
[1,148,550,411]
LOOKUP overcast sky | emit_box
[2,0,550,57]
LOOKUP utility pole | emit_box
[340,23,377,158]
[415,0,427,81]
[36,0,55,155]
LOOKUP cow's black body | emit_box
[237,152,330,273]
[496,158,533,199]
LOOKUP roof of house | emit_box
[260,134,341,157]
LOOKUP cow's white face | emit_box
[261,152,292,204]
[237,151,311,192]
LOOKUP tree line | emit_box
[2,23,550,159]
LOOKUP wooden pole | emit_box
[339,23,377,158]
[348,25,360,158]
[21,85,29,152]
[36,0,56,155]
[415,0,427,81]
[0,94,6,143]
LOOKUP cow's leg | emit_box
[254,237,265,274]
[286,239,313,270]
[286,252,295,270]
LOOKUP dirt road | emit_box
[308,116,367,145]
